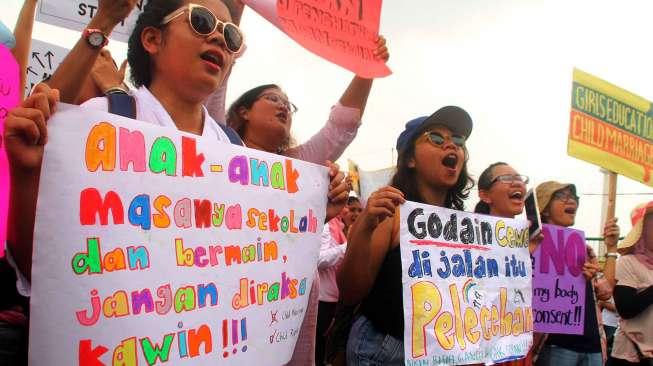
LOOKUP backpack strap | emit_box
[106,93,243,146]
[106,93,137,120]
[217,122,244,146]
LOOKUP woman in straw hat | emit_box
[610,202,653,365]
[533,181,620,366]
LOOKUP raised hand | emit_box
[603,217,620,251]
[582,260,600,281]
[373,35,389,63]
[90,0,140,34]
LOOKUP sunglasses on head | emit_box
[161,3,244,54]
[418,131,466,148]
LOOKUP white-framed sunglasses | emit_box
[161,3,244,53]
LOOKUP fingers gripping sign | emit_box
[4,83,59,174]
[362,186,405,229]
[325,160,350,222]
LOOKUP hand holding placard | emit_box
[244,0,391,78]
[360,186,405,229]
[602,217,620,251]
[36,0,144,42]
[4,83,58,173]
[87,0,141,35]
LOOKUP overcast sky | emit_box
[3,0,652,242]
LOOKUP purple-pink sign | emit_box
[532,224,587,334]
[0,44,21,257]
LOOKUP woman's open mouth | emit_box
[442,154,458,169]
[200,50,224,70]
[509,191,524,202]
[564,207,577,215]
[276,110,289,124]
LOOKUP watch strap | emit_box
[83,28,109,48]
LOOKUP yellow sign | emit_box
[568,68,653,186]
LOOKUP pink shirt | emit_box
[284,103,361,165]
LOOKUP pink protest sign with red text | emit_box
[0,45,21,256]
[244,0,391,78]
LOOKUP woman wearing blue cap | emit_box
[337,106,475,365]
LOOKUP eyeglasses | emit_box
[259,93,298,114]
[417,131,466,148]
[161,4,244,54]
[553,190,580,203]
[490,174,530,185]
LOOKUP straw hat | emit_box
[618,201,653,252]
[535,181,577,214]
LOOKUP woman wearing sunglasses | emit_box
[193,0,389,164]
[473,162,541,366]
[474,163,529,218]
[217,65,389,366]
[211,12,388,362]
[532,182,620,366]
[5,0,245,282]
[220,36,389,164]
[337,106,475,365]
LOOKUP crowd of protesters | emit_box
[1,0,652,365]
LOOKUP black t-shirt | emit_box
[546,280,602,353]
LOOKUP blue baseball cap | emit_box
[395,106,473,152]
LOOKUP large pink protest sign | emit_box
[532,224,587,334]
[244,0,391,78]
[0,45,21,256]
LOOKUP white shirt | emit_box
[317,225,347,302]
[82,86,231,143]
[601,297,619,327]
[10,86,232,297]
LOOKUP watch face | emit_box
[89,32,105,47]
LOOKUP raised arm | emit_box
[46,0,137,104]
[11,0,38,101]
[223,0,245,25]
[337,186,404,305]
[338,36,388,115]
[284,37,389,164]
